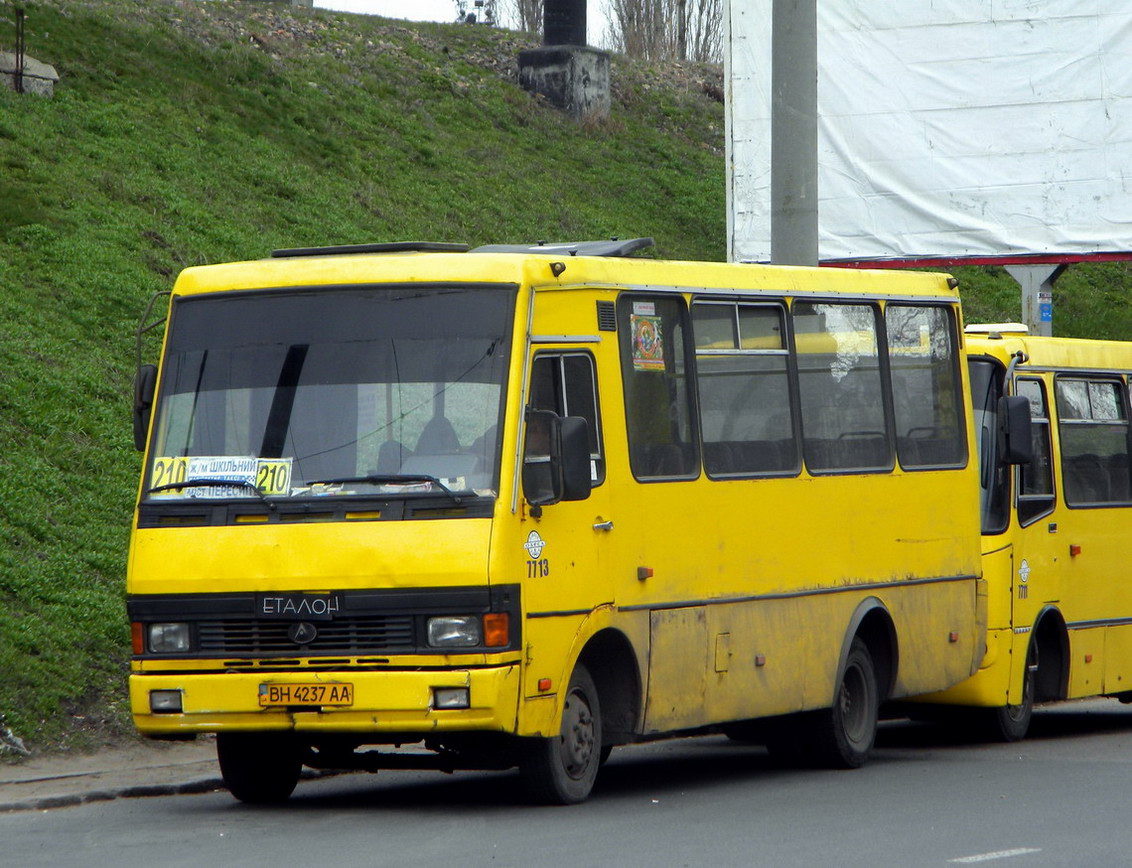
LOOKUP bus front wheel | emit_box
[986,642,1036,742]
[522,663,603,804]
[216,731,304,804]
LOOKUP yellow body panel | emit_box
[129,519,493,595]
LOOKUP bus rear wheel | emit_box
[805,638,879,768]
[217,732,304,804]
[522,663,602,804]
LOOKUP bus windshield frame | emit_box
[140,283,516,513]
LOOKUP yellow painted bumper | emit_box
[131,665,520,736]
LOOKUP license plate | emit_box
[258,682,354,707]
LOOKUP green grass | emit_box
[0,0,725,753]
[0,0,1129,755]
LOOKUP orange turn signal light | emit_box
[483,613,510,647]
[131,622,145,655]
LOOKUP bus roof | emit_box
[169,240,960,302]
[967,329,1132,372]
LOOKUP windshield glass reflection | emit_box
[145,285,515,501]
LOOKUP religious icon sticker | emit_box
[631,301,665,371]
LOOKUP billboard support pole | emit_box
[1005,264,1065,337]
[770,0,818,266]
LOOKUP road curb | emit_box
[0,776,226,814]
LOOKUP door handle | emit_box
[593,520,614,532]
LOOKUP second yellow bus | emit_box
[921,324,1132,739]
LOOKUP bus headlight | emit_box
[427,616,482,648]
[148,623,191,653]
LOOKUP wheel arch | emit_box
[575,627,643,745]
[839,597,898,703]
[1030,606,1069,702]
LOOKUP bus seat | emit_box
[703,442,734,474]
[1065,454,1108,502]
[1109,453,1131,501]
[632,444,689,477]
[416,415,461,454]
[376,439,410,474]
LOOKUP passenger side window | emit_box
[1056,377,1131,505]
[793,302,892,473]
[1016,378,1055,524]
[529,353,605,486]
[618,296,699,480]
[886,304,966,468]
[692,301,799,476]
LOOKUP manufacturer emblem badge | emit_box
[288,622,318,645]
[524,530,546,559]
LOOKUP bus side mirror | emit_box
[522,410,592,506]
[133,364,157,452]
[558,415,592,502]
[999,395,1032,466]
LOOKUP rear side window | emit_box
[1056,377,1131,505]
[886,305,966,468]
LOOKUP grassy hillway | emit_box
[0,0,1128,757]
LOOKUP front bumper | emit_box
[130,664,521,737]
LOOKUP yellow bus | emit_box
[127,239,983,803]
[919,324,1132,739]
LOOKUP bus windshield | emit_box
[144,284,515,501]
[968,356,1009,534]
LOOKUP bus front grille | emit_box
[196,616,416,656]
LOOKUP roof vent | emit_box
[471,238,654,258]
[270,241,469,258]
[597,301,616,331]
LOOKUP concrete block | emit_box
[519,45,610,121]
[0,52,59,97]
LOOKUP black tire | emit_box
[522,663,602,804]
[804,637,879,769]
[216,732,304,804]
[599,744,614,766]
[985,641,1036,742]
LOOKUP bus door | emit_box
[1051,374,1132,695]
[1010,376,1058,695]
[519,349,614,693]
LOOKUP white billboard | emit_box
[727,1,1132,265]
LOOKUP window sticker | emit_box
[150,456,293,497]
[631,313,666,371]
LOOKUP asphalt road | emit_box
[4,700,1131,868]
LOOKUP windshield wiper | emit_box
[146,478,269,503]
[304,474,463,504]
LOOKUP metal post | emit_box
[15,8,25,95]
[544,0,586,46]
[1005,264,1065,337]
[770,0,818,266]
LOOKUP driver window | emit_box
[529,353,604,486]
